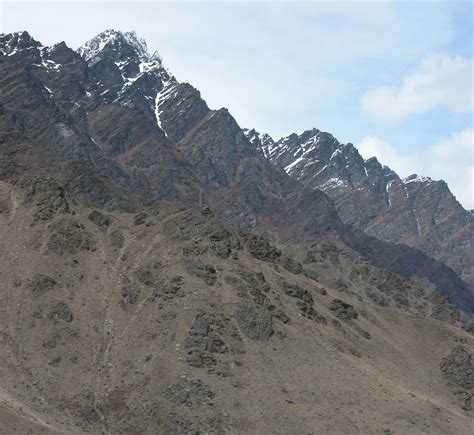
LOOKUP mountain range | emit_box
[245,128,474,292]
[0,29,472,433]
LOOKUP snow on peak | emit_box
[78,29,162,64]
[243,129,275,159]
[403,174,433,185]
[0,31,42,56]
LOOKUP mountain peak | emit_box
[0,30,42,55]
[403,174,434,185]
[78,29,162,64]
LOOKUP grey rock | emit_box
[49,302,73,322]
[164,384,190,405]
[239,232,281,261]
[186,350,217,368]
[135,262,160,287]
[134,212,147,225]
[185,260,217,286]
[235,303,273,341]
[109,228,125,249]
[47,217,95,255]
[31,275,57,294]
[0,199,8,214]
[281,256,303,274]
[191,378,215,406]
[48,356,61,366]
[121,284,139,304]
[189,312,211,337]
[440,345,474,410]
[88,210,110,230]
[328,299,358,320]
[184,336,208,350]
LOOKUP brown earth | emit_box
[0,180,472,434]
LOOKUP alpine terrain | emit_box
[0,30,472,434]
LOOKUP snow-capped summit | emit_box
[0,31,42,56]
[403,174,433,185]
[243,128,275,159]
[78,29,162,64]
[77,29,177,125]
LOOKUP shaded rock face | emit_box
[30,275,57,294]
[282,282,326,323]
[49,302,74,323]
[46,217,96,255]
[440,346,474,410]
[87,210,110,230]
[22,178,71,221]
[328,299,358,321]
[234,303,274,341]
[185,260,217,286]
[164,379,215,407]
[247,129,474,292]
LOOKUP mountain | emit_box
[0,30,473,432]
[246,128,474,292]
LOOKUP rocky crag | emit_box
[246,128,474,294]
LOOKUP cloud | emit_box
[358,129,474,209]
[361,54,474,122]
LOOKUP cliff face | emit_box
[246,128,474,291]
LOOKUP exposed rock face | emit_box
[328,299,358,320]
[440,346,474,410]
[234,303,274,341]
[247,128,474,292]
[0,30,472,312]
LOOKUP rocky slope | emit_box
[246,128,474,291]
[0,179,473,433]
[0,30,473,432]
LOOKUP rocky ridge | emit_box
[246,128,474,292]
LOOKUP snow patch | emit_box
[285,157,306,172]
[385,180,395,208]
[320,177,348,191]
[403,174,433,184]
[154,81,177,136]
[78,29,163,64]
[413,208,422,236]
[330,147,343,160]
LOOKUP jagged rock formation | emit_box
[0,30,473,432]
[246,128,474,291]
[1,30,472,312]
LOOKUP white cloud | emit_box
[358,129,474,209]
[361,54,474,122]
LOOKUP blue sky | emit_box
[2,0,473,208]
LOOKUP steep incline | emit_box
[246,128,474,291]
[0,179,472,433]
[0,30,472,314]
